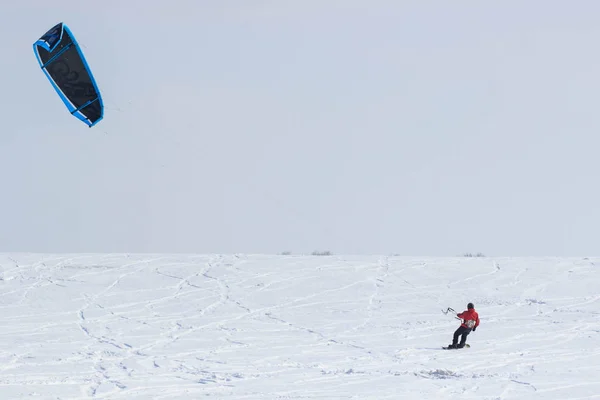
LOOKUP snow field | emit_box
[0,254,598,399]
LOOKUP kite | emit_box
[33,22,103,127]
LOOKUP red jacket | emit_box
[457,309,479,329]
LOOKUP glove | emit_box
[472,327,476,332]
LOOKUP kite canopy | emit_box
[33,22,103,127]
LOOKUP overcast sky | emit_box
[1,1,599,256]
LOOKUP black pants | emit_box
[452,326,472,347]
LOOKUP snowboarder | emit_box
[447,303,479,349]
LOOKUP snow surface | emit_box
[0,253,598,399]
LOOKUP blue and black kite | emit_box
[33,23,103,127]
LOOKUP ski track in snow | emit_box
[0,254,599,399]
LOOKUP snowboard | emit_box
[442,344,470,350]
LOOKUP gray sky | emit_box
[1,0,599,256]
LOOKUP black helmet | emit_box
[467,303,474,309]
